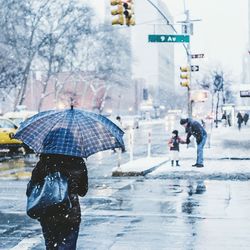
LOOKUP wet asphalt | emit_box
[0,122,250,249]
[1,178,250,250]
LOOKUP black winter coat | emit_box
[168,136,185,151]
[186,119,207,144]
[29,154,88,226]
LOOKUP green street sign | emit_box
[148,34,190,43]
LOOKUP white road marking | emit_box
[10,236,43,250]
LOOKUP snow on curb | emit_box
[148,159,250,180]
[112,157,169,176]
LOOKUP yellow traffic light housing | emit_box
[123,0,135,26]
[111,0,135,26]
[180,74,190,80]
[180,66,190,72]
[180,66,190,88]
[111,5,123,15]
[111,0,122,5]
[111,0,124,25]
[126,17,135,26]
[180,81,189,87]
[112,15,124,25]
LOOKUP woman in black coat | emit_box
[29,153,88,250]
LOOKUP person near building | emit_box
[243,112,249,126]
[237,112,243,130]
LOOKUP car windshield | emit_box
[0,119,16,129]
[9,118,23,126]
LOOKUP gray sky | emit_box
[165,0,248,81]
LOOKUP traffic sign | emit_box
[182,24,193,35]
[191,65,199,72]
[191,54,204,59]
[240,90,250,97]
[148,34,190,43]
[214,75,223,91]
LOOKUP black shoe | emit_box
[196,164,204,168]
[192,163,198,167]
[176,161,180,166]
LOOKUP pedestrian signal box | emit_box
[180,66,190,88]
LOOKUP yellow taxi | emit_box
[0,117,23,152]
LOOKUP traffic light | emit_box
[123,0,135,26]
[110,0,135,26]
[111,0,124,25]
[180,66,190,88]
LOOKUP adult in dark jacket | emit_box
[237,112,243,130]
[180,118,207,167]
[29,153,88,250]
[243,113,249,125]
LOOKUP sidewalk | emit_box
[113,126,250,179]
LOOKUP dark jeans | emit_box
[40,220,79,250]
[196,134,207,165]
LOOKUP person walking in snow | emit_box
[180,118,207,168]
[243,113,249,126]
[167,130,186,167]
[237,112,243,130]
[28,154,88,250]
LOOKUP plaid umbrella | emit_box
[14,108,125,158]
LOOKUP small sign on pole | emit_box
[191,54,204,59]
[191,65,199,72]
[240,90,250,97]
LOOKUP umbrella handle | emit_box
[70,97,74,110]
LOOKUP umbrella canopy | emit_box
[14,108,125,158]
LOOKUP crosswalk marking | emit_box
[10,236,42,250]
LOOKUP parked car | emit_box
[121,115,140,130]
[3,110,37,126]
[108,115,140,130]
[0,117,23,153]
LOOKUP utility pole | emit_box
[146,0,200,117]
[185,10,192,117]
[179,8,202,117]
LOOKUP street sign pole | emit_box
[185,10,192,118]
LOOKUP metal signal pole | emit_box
[185,9,192,117]
[179,7,202,117]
